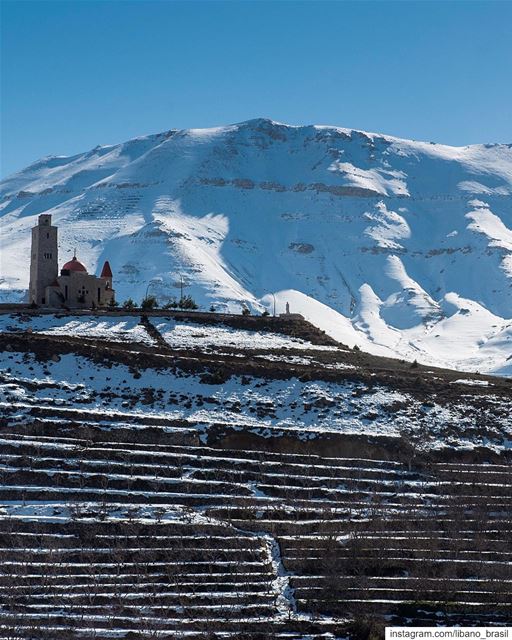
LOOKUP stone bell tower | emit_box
[29,214,58,305]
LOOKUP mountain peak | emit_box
[1,120,512,375]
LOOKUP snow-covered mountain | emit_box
[1,118,512,374]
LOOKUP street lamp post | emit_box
[145,278,161,302]
[179,273,184,303]
[270,293,276,317]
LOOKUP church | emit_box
[29,214,115,309]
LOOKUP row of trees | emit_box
[121,294,199,311]
[117,298,268,314]
[31,295,264,314]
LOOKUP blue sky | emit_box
[1,0,511,178]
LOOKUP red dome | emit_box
[62,256,87,273]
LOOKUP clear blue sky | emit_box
[1,0,511,178]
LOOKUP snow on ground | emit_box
[0,350,403,438]
[0,501,223,528]
[153,317,336,351]
[0,311,338,353]
[0,313,155,345]
[263,289,512,376]
[451,379,490,387]
[1,346,511,451]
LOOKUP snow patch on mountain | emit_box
[1,119,512,374]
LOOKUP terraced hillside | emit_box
[0,311,511,638]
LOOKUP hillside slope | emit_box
[0,312,510,637]
[1,119,512,373]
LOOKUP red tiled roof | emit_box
[100,260,113,278]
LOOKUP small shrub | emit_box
[123,298,136,310]
[162,298,178,310]
[347,615,385,640]
[178,295,198,310]
[241,306,250,316]
[141,295,158,310]
[261,310,270,317]
[200,368,229,384]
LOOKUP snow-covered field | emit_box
[1,340,510,452]
[0,312,337,353]
[1,315,511,636]
[153,317,336,351]
[0,350,403,439]
[0,313,155,344]
[1,119,512,375]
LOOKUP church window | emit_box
[43,252,52,259]
[46,233,49,239]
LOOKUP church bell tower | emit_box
[29,214,58,305]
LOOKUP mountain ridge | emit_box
[1,118,512,374]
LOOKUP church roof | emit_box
[100,260,113,278]
[62,256,87,273]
